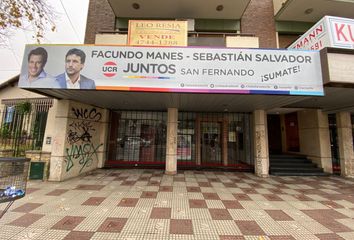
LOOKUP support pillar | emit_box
[336,112,354,177]
[298,110,332,173]
[165,108,178,175]
[253,110,269,177]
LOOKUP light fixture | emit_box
[132,3,140,9]
[216,5,224,11]
[304,8,313,14]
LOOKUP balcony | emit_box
[95,31,258,48]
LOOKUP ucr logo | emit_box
[102,61,117,77]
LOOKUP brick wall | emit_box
[278,34,300,48]
[84,0,116,44]
[241,0,277,48]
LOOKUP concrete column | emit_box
[97,109,110,168]
[298,110,332,173]
[253,110,269,177]
[165,108,178,175]
[336,112,354,177]
[48,100,70,181]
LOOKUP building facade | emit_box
[3,0,354,181]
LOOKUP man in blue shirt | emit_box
[19,47,60,88]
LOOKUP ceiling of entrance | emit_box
[275,0,354,22]
[107,0,251,19]
[32,86,354,114]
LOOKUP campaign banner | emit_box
[128,20,188,46]
[19,44,324,96]
[288,16,354,50]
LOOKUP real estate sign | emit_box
[19,45,324,96]
[128,20,188,47]
[288,16,354,50]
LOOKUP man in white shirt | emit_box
[18,47,60,88]
[56,48,95,89]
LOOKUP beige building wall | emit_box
[49,100,107,181]
[297,109,332,173]
[336,112,354,177]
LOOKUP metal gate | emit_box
[177,112,253,170]
[0,99,50,156]
[106,111,167,166]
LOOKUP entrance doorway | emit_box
[267,115,282,154]
[201,121,222,165]
[178,112,253,169]
[284,112,300,152]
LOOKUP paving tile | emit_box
[189,199,207,208]
[223,183,237,188]
[294,194,313,201]
[317,219,353,233]
[46,189,69,196]
[268,235,296,240]
[209,209,233,220]
[150,208,171,219]
[233,194,252,201]
[118,198,139,207]
[121,180,137,186]
[235,220,265,235]
[263,194,283,201]
[12,203,42,213]
[170,219,193,234]
[51,216,85,230]
[113,176,128,181]
[303,209,348,220]
[63,231,94,240]
[148,180,160,186]
[315,233,345,240]
[187,186,202,192]
[321,201,345,209]
[203,192,220,200]
[8,213,44,227]
[26,188,40,194]
[97,217,128,232]
[241,188,258,194]
[159,186,173,192]
[141,191,158,198]
[174,177,185,182]
[219,235,245,240]
[75,185,105,190]
[222,200,244,209]
[82,197,106,206]
[198,182,212,187]
[265,210,293,221]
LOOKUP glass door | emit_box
[201,121,222,165]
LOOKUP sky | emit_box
[0,0,89,84]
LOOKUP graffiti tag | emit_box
[65,143,103,173]
[72,107,102,121]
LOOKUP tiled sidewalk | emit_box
[1,169,354,240]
